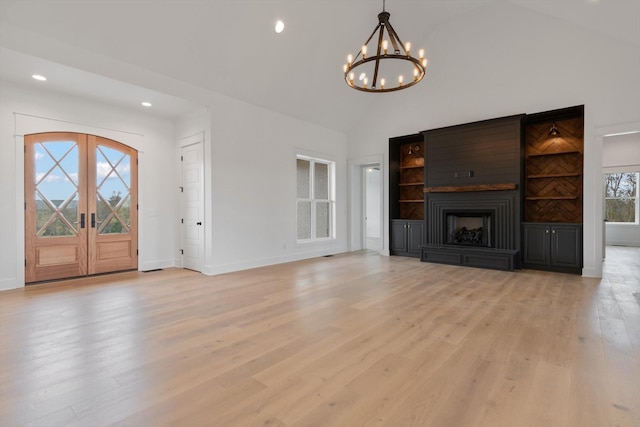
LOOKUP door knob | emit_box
[196,221,202,226]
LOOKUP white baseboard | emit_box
[581,267,600,278]
[0,277,22,291]
[203,246,348,276]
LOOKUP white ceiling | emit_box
[0,0,638,132]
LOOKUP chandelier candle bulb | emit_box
[363,77,368,88]
[419,49,424,59]
[413,68,419,80]
[398,75,404,86]
[362,45,367,59]
[381,78,386,89]
[405,42,411,56]
[383,40,388,54]
[343,64,348,73]
[347,54,353,65]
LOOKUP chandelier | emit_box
[344,0,427,93]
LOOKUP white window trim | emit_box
[296,154,336,243]
[604,171,639,224]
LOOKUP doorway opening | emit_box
[363,164,382,251]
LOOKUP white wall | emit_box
[347,4,640,277]
[204,92,349,275]
[603,132,640,247]
[0,81,178,290]
[0,81,349,289]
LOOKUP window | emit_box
[296,155,335,241]
[605,172,639,223]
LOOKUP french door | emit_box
[25,132,138,283]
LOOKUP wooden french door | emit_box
[25,132,138,283]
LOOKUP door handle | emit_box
[91,213,96,228]
[196,221,202,226]
[80,213,85,229]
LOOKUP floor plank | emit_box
[0,248,638,426]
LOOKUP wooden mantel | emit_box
[424,183,517,193]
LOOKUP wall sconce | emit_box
[549,122,560,136]
[408,144,420,155]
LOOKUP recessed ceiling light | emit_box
[32,74,47,81]
[275,20,285,34]
[141,102,152,107]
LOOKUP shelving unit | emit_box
[523,114,584,223]
[389,134,425,257]
[522,105,584,274]
[391,136,425,221]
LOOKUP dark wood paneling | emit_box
[423,115,523,187]
[523,111,584,223]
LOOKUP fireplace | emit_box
[445,210,494,248]
[421,192,519,271]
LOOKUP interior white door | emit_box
[181,142,204,272]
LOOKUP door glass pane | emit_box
[43,217,74,236]
[96,145,131,234]
[34,141,78,237]
[316,201,330,238]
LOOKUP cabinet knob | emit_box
[545,229,549,234]
[552,229,556,234]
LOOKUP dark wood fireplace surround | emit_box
[421,115,523,271]
[390,106,584,272]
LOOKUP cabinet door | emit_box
[407,221,424,254]
[390,220,408,253]
[523,224,550,266]
[550,225,582,268]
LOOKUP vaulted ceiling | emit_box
[1,0,638,132]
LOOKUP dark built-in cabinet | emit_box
[389,134,424,258]
[523,223,582,273]
[522,106,584,274]
[388,105,584,274]
[390,220,424,257]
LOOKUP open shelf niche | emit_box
[523,109,584,223]
[390,134,425,221]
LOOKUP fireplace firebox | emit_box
[445,210,494,248]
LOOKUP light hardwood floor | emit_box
[1,248,638,427]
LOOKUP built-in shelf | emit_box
[390,135,424,222]
[526,149,580,157]
[523,111,584,223]
[526,196,578,201]
[527,173,580,179]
